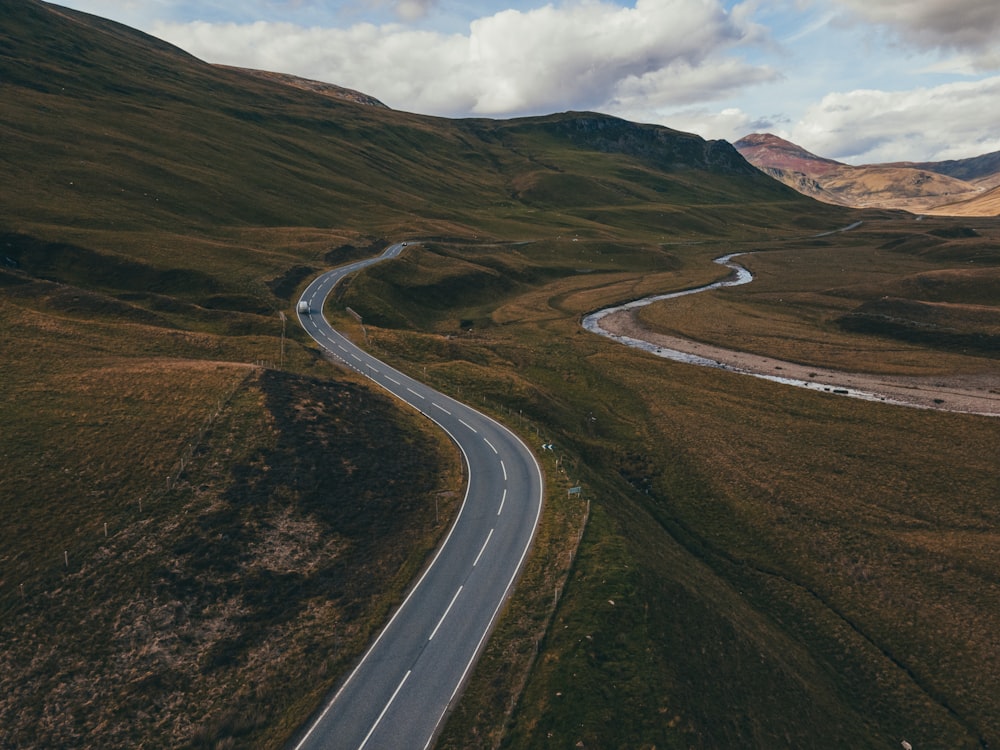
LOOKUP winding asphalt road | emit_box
[289,243,544,750]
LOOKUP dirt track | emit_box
[599,309,1000,417]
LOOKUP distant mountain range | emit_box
[734,133,1000,216]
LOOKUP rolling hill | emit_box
[3,1,999,749]
[921,183,1000,216]
[735,133,1000,215]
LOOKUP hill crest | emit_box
[733,133,844,178]
[1,0,812,249]
[219,66,389,108]
[735,133,1000,215]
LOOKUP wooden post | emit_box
[278,311,286,368]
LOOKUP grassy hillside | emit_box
[926,184,1000,217]
[3,2,999,749]
[345,226,999,750]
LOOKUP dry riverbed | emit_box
[598,308,1000,417]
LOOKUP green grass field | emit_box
[3,3,999,748]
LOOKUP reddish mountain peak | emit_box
[734,133,845,178]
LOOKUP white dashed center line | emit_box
[473,529,494,567]
[428,586,463,642]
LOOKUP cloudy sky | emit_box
[57,0,1000,164]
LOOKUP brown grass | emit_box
[4,7,999,743]
[0,287,464,748]
[334,223,1000,748]
[634,224,1000,376]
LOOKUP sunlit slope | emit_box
[925,184,1000,216]
[735,133,1000,215]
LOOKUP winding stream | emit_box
[582,252,999,415]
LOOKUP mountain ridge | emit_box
[734,132,1000,215]
[2,0,806,252]
[219,66,390,108]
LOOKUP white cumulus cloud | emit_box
[785,75,1000,163]
[56,0,999,162]
[152,0,772,117]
